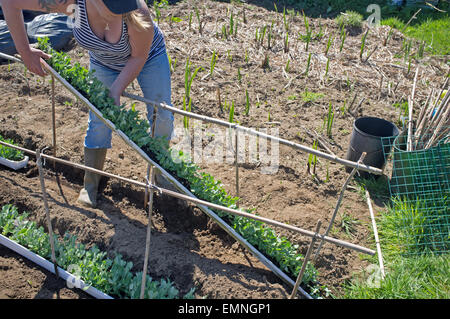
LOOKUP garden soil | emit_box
[0,0,447,299]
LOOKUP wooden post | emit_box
[141,103,159,298]
[289,220,321,299]
[36,149,59,277]
[140,168,156,299]
[144,104,158,209]
[365,188,385,278]
[313,152,367,260]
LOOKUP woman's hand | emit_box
[109,84,122,106]
[21,47,52,77]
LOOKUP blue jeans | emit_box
[84,52,174,149]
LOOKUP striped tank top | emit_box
[72,0,166,71]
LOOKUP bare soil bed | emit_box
[0,0,447,299]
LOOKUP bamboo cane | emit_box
[415,88,434,139]
[51,75,57,160]
[407,67,420,151]
[289,220,321,299]
[35,149,59,277]
[121,91,383,175]
[0,140,376,256]
[415,88,433,136]
[140,167,156,299]
[313,152,367,260]
[365,188,385,279]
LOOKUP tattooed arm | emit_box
[0,0,75,76]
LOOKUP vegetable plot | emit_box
[37,37,319,292]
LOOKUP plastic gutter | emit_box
[0,234,114,299]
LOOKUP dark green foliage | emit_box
[0,135,25,161]
[0,204,194,299]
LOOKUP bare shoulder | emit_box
[127,0,154,35]
[36,0,76,13]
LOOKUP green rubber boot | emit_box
[77,148,107,208]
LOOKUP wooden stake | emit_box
[145,107,158,208]
[140,167,156,299]
[36,149,59,277]
[289,220,321,299]
[407,67,420,151]
[400,9,421,34]
[313,152,367,260]
[365,188,385,279]
[235,129,240,207]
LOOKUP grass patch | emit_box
[335,10,364,29]
[342,196,449,299]
[343,252,449,299]
[301,89,325,103]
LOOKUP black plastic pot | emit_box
[345,117,399,178]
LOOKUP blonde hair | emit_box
[124,10,152,32]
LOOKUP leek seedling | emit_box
[325,34,334,56]
[404,39,412,62]
[229,11,234,36]
[237,67,242,84]
[417,41,425,59]
[340,99,347,115]
[303,11,312,51]
[168,54,177,73]
[210,50,217,77]
[305,52,312,77]
[406,56,412,76]
[229,101,235,123]
[283,7,289,32]
[188,11,193,31]
[183,96,192,129]
[194,6,205,35]
[326,102,334,138]
[184,58,202,101]
[285,59,290,73]
[284,32,289,53]
[307,140,318,175]
[227,50,233,65]
[244,89,250,115]
[383,26,394,46]
[339,28,346,52]
[360,29,369,60]
[222,24,228,40]
[260,25,267,46]
[324,58,329,79]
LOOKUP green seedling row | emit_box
[0,204,195,299]
[0,135,25,161]
[37,37,319,293]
